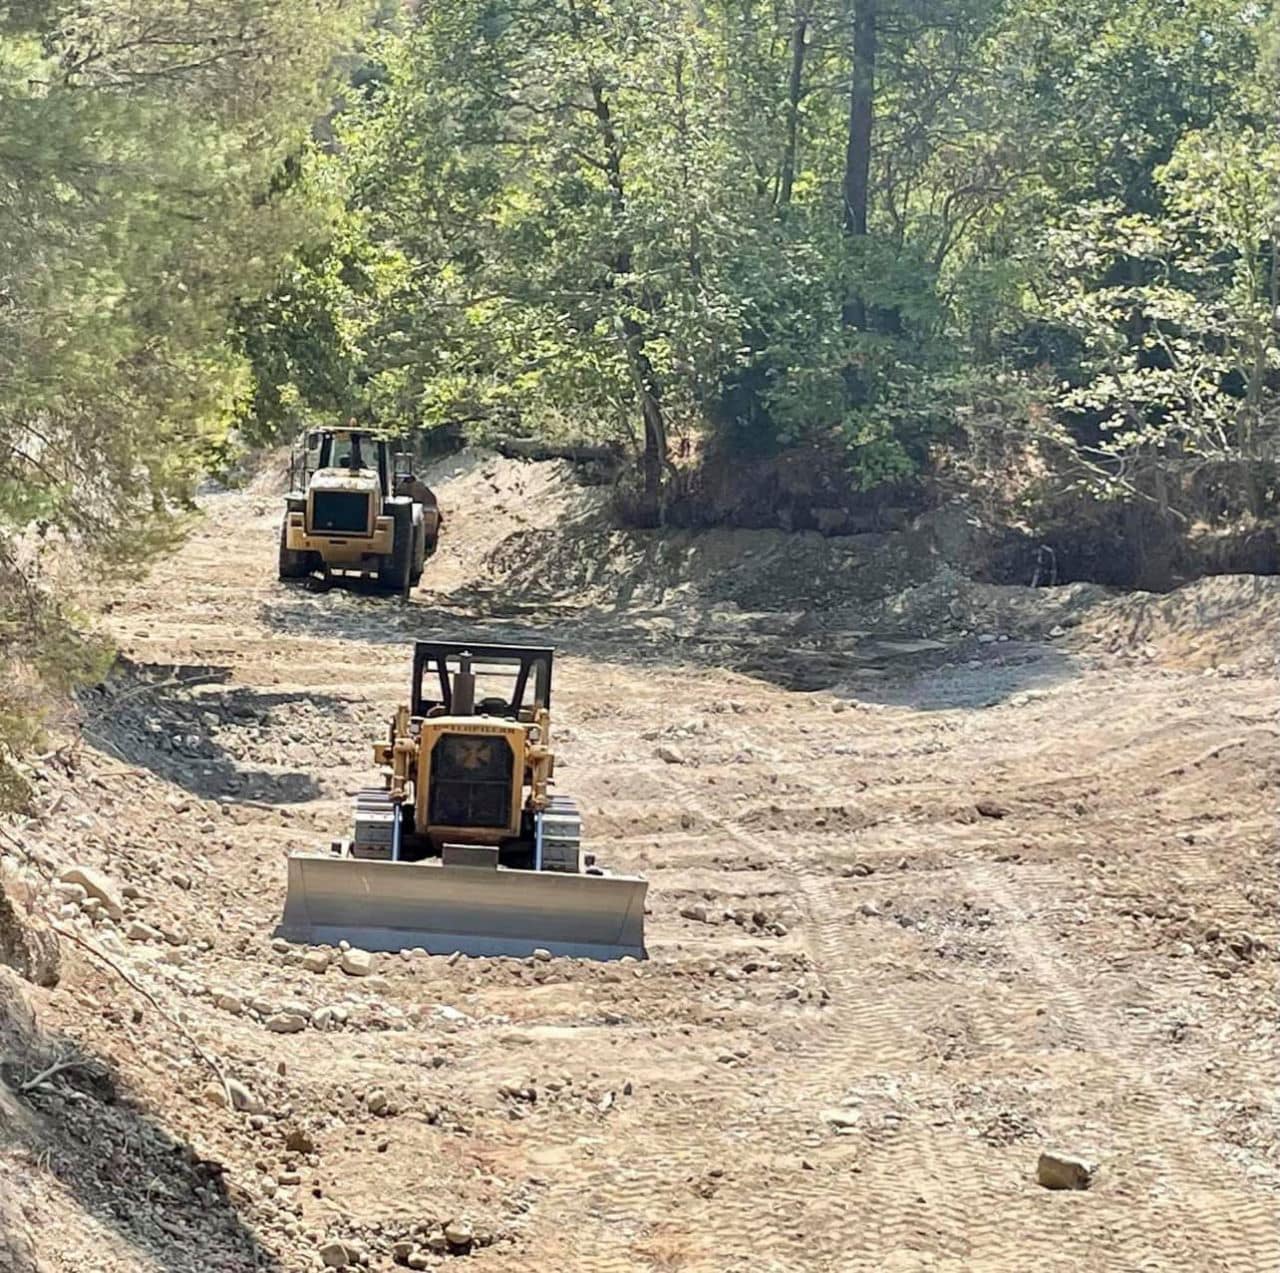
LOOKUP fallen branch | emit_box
[492,437,622,464]
[20,1055,97,1095]
[49,921,233,1107]
[1157,734,1258,778]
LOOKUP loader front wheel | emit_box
[278,519,311,580]
[378,511,414,594]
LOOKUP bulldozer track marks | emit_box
[68,482,1278,1273]
[503,760,1280,1271]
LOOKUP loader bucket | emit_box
[277,854,648,960]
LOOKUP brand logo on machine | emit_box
[456,740,493,771]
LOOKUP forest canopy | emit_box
[243,0,1278,538]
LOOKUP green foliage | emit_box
[0,0,362,796]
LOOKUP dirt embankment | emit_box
[0,452,1277,1272]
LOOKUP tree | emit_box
[0,0,361,799]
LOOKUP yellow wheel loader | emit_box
[277,642,647,959]
[278,428,442,593]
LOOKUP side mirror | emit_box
[393,451,413,478]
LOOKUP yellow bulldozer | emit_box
[278,642,647,959]
[278,428,442,593]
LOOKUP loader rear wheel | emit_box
[278,519,311,580]
[409,508,426,585]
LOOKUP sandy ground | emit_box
[2,455,1278,1272]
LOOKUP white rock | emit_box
[126,920,161,942]
[217,993,245,1015]
[656,745,686,765]
[340,948,374,977]
[57,866,123,920]
[227,1079,263,1113]
[302,950,331,974]
[532,948,552,962]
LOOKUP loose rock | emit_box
[265,1012,308,1034]
[340,948,374,977]
[302,949,332,974]
[56,866,123,921]
[1037,1150,1096,1191]
[318,1239,361,1268]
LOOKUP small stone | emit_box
[226,1079,263,1113]
[976,800,1009,819]
[285,1127,316,1154]
[52,882,88,904]
[57,866,123,921]
[656,745,685,765]
[842,863,873,877]
[680,904,709,923]
[424,1229,449,1253]
[1037,1150,1096,1191]
[126,920,160,942]
[532,947,552,962]
[444,1220,474,1247]
[1049,625,1066,638]
[302,950,331,974]
[825,1108,860,1130]
[318,1239,360,1268]
[366,1089,390,1115]
[171,871,193,890]
[266,1013,308,1034]
[217,994,245,1015]
[407,1254,430,1271]
[857,902,881,918]
[340,948,374,977]
[978,633,998,644]
[271,937,291,954]
[392,1241,413,1264]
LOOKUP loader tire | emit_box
[278,519,311,580]
[378,506,414,594]
[409,507,426,585]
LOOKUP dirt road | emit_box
[4,457,1278,1272]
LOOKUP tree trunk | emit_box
[839,0,870,404]
[587,76,669,522]
[778,5,808,209]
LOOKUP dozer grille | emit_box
[428,734,514,829]
[311,490,369,535]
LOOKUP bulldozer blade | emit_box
[278,854,648,960]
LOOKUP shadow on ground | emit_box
[258,581,1088,711]
[77,659,335,804]
[0,967,279,1272]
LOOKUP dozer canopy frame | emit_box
[411,641,553,719]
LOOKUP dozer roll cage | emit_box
[411,642,553,720]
